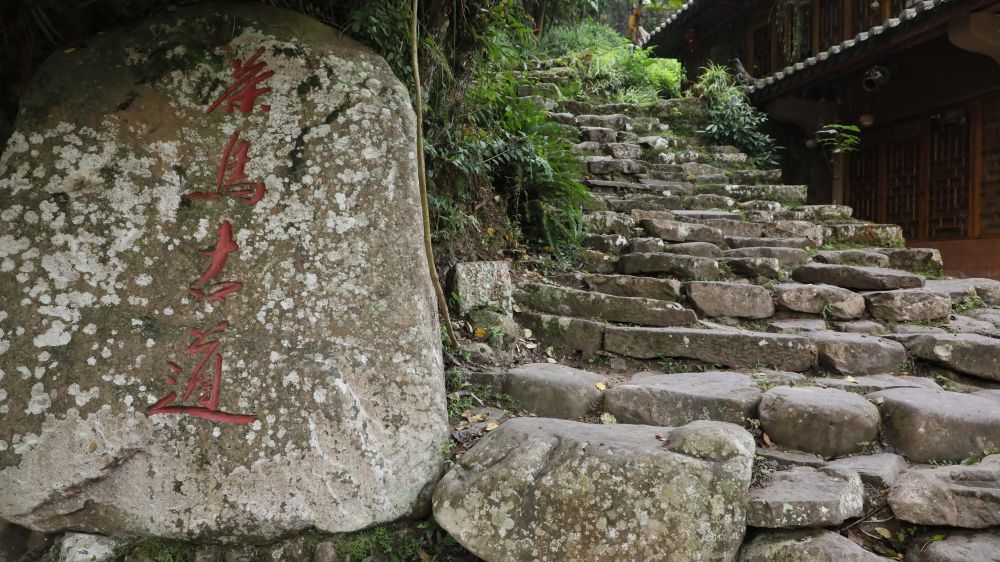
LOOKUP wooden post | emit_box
[844,0,854,40]
[812,0,821,55]
[972,99,985,238]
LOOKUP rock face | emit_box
[889,455,1000,528]
[433,419,755,562]
[0,3,446,540]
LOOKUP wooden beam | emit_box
[881,0,892,23]
[878,141,889,224]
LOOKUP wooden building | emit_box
[647,0,1000,278]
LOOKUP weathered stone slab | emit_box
[503,364,606,419]
[618,252,720,280]
[516,312,605,357]
[452,261,514,315]
[726,236,814,249]
[582,233,629,254]
[889,455,1000,528]
[433,419,754,561]
[629,236,666,253]
[823,223,904,247]
[719,257,782,279]
[604,371,761,426]
[774,283,866,319]
[924,279,979,303]
[827,453,908,488]
[747,466,864,528]
[589,158,643,175]
[759,387,880,457]
[667,241,723,258]
[605,142,641,160]
[0,3,446,540]
[767,319,828,333]
[701,218,764,238]
[814,249,890,267]
[640,219,724,244]
[905,530,1000,562]
[685,281,775,319]
[864,289,952,322]
[739,529,885,561]
[577,113,632,130]
[582,211,636,235]
[815,375,940,395]
[867,388,1000,463]
[878,248,943,274]
[514,282,697,327]
[903,333,1000,382]
[832,320,885,334]
[550,272,682,302]
[723,247,809,267]
[809,332,907,377]
[792,263,924,290]
[604,327,816,371]
[762,221,824,245]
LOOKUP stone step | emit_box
[666,241,723,258]
[897,333,1000,382]
[576,113,632,130]
[514,282,697,327]
[695,183,807,204]
[481,363,606,419]
[603,370,804,427]
[579,126,617,144]
[433,418,754,561]
[723,247,809,267]
[726,236,815,250]
[719,257,782,279]
[903,531,1000,562]
[549,272,682,301]
[813,249,890,267]
[809,331,908,377]
[879,247,943,274]
[739,529,885,561]
[673,209,742,221]
[760,386,880,457]
[640,218,725,244]
[618,252,721,280]
[684,281,775,319]
[823,223,905,247]
[747,467,864,528]
[925,278,1000,306]
[581,211,636,235]
[581,233,629,254]
[773,283,866,319]
[601,195,683,212]
[700,218,765,238]
[681,162,727,183]
[867,387,1000,462]
[863,288,952,322]
[730,168,782,185]
[603,326,817,371]
[792,263,924,290]
[588,157,644,176]
[515,311,604,357]
[889,456,1000,529]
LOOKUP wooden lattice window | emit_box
[980,96,1000,235]
[928,109,971,239]
[819,0,842,49]
[853,0,882,34]
[848,145,880,223]
[885,133,921,239]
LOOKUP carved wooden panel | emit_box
[885,134,921,239]
[928,109,971,239]
[981,96,1000,235]
[848,145,880,223]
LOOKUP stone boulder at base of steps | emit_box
[0,2,447,541]
[889,455,1000,529]
[867,388,1000,463]
[739,529,889,561]
[433,418,755,562]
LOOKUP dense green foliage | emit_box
[694,63,778,167]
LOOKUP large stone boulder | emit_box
[433,418,755,561]
[0,3,446,541]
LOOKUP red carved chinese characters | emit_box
[206,46,273,114]
[188,220,242,302]
[147,322,255,424]
[147,46,274,425]
[186,132,266,205]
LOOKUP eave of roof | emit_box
[747,0,955,100]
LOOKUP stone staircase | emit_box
[434,67,1000,561]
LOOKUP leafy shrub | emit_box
[694,63,778,167]
[536,19,625,57]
